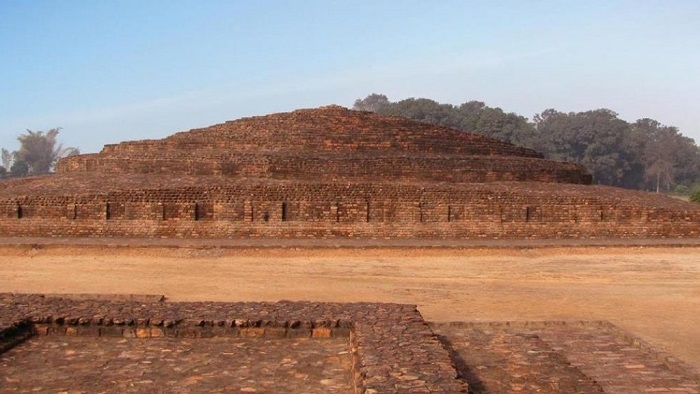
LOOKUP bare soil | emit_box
[1,245,699,370]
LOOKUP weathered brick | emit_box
[1,106,698,240]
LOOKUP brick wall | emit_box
[1,182,699,239]
[58,154,592,184]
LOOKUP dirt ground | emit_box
[1,245,699,370]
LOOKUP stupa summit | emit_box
[1,105,699,239]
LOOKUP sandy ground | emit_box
[1,245,699,370]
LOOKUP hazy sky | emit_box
[1,1,699,154]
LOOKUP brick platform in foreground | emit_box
[433,321,700,394]
[1,294,699,393]
[0,294,466,393]
[3,336,354,393]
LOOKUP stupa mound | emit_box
[1,105,699,239]
[56,105,590,184]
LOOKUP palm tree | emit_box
[12,128,79,175]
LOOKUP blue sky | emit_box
[1,1,699,154]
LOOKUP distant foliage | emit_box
[353,93,390,112]
[0,128,79,178]
[690,187,700,203]
[354,94,700,191]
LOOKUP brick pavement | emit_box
[536,323,700,393]
[433,322,700,394]
[2,336,353,393]
[435,327,603,393]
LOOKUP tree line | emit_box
[0,128,79,178]
[354,94,699,193]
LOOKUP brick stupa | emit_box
[1,105,699,239]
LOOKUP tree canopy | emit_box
[0,128,79,178]
[354,94,700,191]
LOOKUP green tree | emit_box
[455,100,486,131]
[14,128,79,175]
[630,119,700,192]
[690,186,700,203]
[1,148,12,171]
[474,106,537,148]
[9,160,29,177]
[1,128,79,178]
[533,109,634,186]
[352,93,390,112]
[354,94,539,149]
[378,97,460,128]
[636,119,675,192]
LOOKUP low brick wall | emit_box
[58,153,591,184]
[1,181,698,239]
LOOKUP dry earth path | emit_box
[1,243,699,371]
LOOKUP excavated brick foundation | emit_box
[0,294,466,393]
[2,294,699,393]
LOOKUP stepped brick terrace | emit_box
[2,105,700,239]
[2,293,699,393]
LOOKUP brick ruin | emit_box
[1,105,699,239]
[3,294,699,392]
[0,294,467,393]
